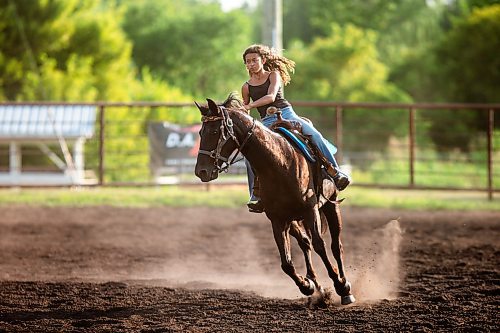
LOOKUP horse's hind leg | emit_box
[271,220,315,296]
[306,207,355,304]
[322,201,355,305]
[289,221,319,287]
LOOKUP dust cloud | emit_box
[141,217,302,299]
[141,217,403,302]
[350,219,403,301]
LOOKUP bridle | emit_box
[198,106,256,173]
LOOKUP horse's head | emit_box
[194,98,240,182]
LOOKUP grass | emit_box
[350,156,500,189]
[0,186,246,208]
[342,186,499,211]
[0,185,498,211]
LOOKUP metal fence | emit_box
[0,101,498,199]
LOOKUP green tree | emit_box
[285,24,412,153]
[282,0,322,45]
[436,5,500,103]
[440,0,500,29]
[287,24,410,103]
[121,0,253,99]
[420,4,500,152]
[284,0,445,102]
[283,0,441,60]
[0,0,133,101]
[0,0,200,182]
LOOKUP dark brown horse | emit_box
[194,95,355,305]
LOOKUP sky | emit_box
[219,0,256,12]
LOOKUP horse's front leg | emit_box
[271,220,315,296]
[322,202,347,278]
[289,221,320,288]
[306,205,355,305]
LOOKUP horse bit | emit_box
[198,106,255,173]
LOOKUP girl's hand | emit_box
[244,103,252,111]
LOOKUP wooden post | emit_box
[487,109,494,200]
[262,0,282,52]
[9,142,21,186]
[409,107,416,188]
[335,106,343,164]
[98,105,105,186]
[73,138,84,184]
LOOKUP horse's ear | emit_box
[206,98,220,114]
[194,101,209,115]
[194,101,203,111]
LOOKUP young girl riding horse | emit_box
[241,44,350,213]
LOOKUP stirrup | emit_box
[326,166,351,191]
[247,200,264,213]
[334,173,350,191]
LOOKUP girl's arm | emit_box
[242,82,250,105]
[244,71,281,110]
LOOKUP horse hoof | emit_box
[300,277,316,296]
[337,280,355,305]
[343,281,352,294]
[341,294,356,305]
[335,280,352,296]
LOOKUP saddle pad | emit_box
[275,127,316,163]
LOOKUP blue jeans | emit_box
[247,106,339,200]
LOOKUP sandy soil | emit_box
[0,205,498,332]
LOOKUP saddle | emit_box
[249,107,339,209]
[267,107,329,167]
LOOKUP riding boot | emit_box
[252,176,261,199]
[312,147,351,191]
[247,176,264,213]
[325,163,351,191]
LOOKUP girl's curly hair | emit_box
[242,44,295,85]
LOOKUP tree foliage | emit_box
[120,0,253,99]
[0,0,201,181]
[0,0,134,101]
[282,0,499,153]
[287,24,411,103]
[285,24,412,152]
[420,4,500,152]
[284,0,441,64]
[436,4,500,103]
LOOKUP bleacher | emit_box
[0,105,96,186]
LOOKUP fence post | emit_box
[335,105,343,164]
[487,109,494,200]
[98,105,105,186]
[409,107,415,188]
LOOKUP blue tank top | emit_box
[247,75,291,118]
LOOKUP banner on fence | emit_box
[148,122,246,181]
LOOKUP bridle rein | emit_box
[198,106,255,173]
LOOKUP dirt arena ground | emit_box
[0,205,498,332]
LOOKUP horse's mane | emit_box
[221,92,245,110]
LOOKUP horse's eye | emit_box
[211,129,219,135]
